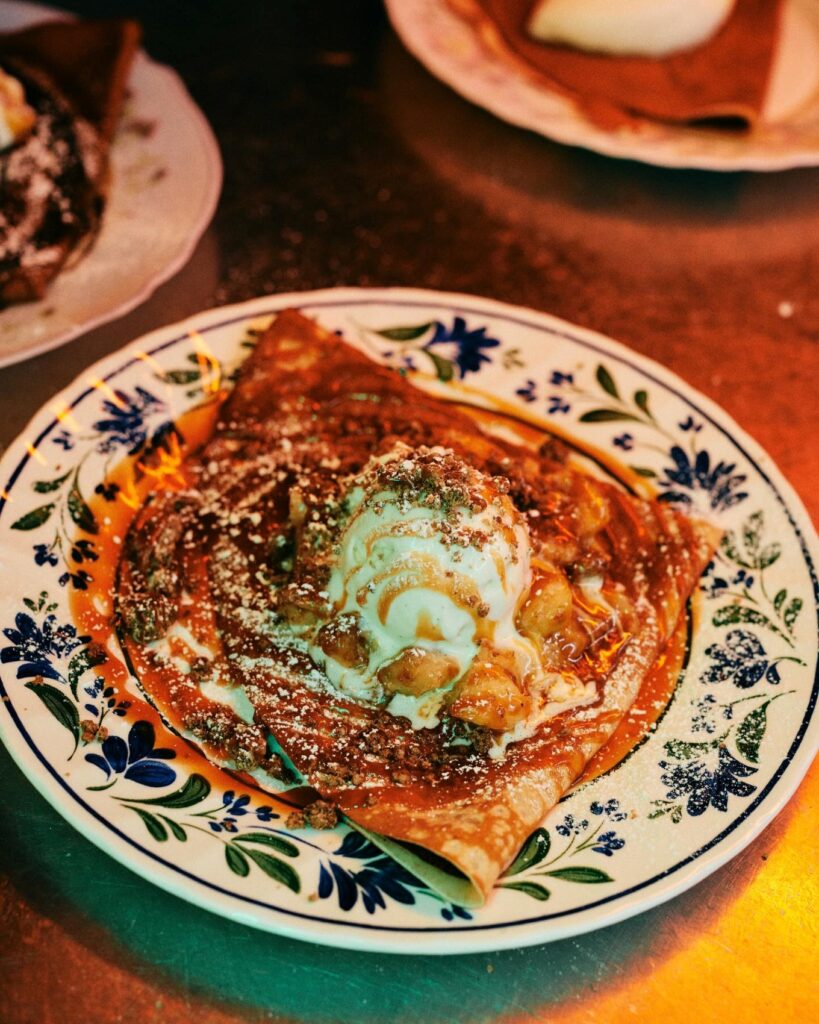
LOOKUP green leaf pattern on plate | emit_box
[0,305,812,934]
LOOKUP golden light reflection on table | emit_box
[533,760,819,1024]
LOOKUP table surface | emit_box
[0,2,817,1022]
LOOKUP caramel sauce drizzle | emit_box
[416,610,445,642]
[69,387,689,806]
[69,397,297,812]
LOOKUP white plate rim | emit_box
[0,286,816,954]
[385,0,819,172]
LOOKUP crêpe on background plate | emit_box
[448,0,784,128]
[0,19,140,304]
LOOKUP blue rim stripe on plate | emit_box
[0,295,816,935]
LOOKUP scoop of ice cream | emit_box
[527,0,736,58]
[309,444,539,724]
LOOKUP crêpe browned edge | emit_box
[447,0,783,130]
[117,310,719,907]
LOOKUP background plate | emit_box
[386,0,819,171]
[0,1,222,367]
[0,288,816,954]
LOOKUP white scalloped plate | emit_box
[386,0,819,171]
[0,1,222,367]
[0,289,816,953]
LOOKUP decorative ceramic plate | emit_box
[386,0,819,171]
[0,288,816,954]
[0,1,222,367]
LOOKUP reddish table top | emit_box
[0,2,816,1022]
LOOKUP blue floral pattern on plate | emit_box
[0,291,814,953]
[360,315,500,382]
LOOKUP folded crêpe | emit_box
[448,0,784,129]
[118,311,718,906]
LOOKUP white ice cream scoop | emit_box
[311,443,537,720]
[527,0,737,58]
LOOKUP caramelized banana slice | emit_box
[448,647,532,731]
[379,647,460,697]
